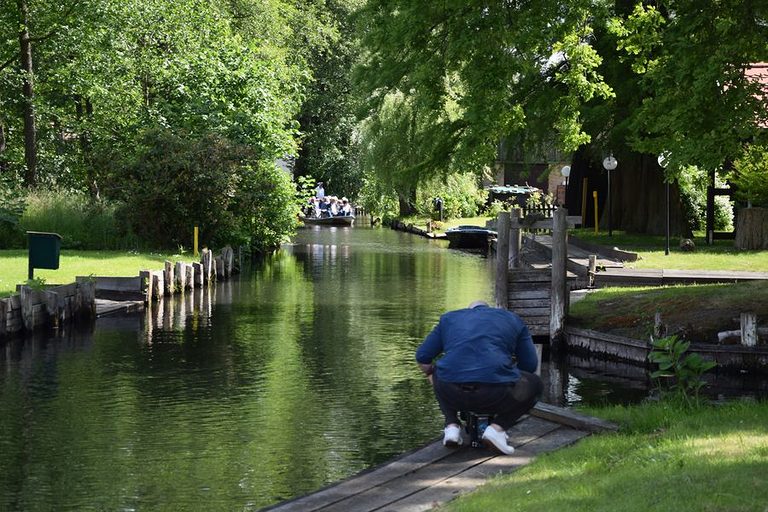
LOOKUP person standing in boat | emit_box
[315,181,325,199]
[415,300,542,454]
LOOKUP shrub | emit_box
[415,172,487,220]
[0,179,26,248]
[118,128,298,251]
[729,144,768,207]
[17,188,134,250]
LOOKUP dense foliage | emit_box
[0,0,355,251]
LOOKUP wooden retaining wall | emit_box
[565,326,768,370]
[0,245,239,341]
[1,281,96,338]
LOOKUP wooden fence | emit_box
[495,208,569,349]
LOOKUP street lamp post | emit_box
[658,153,671,256]
[560,165,571,209]
[602,155,618,236]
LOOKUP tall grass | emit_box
[16,189,138,250]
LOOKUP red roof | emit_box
[746,63,768,128]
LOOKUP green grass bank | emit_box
[443,399,768,512]
[0,250,178,297]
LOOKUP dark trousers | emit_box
[433,371,543,430]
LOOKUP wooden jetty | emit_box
[264,403,616,512]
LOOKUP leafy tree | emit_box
[354,1,613,176]
[610,2,768,174]
[291,0,363,200]
[118,128,300,250]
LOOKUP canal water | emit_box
[1,224,642,510]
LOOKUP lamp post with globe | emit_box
[602,155,618,236]
[658,152,671,255]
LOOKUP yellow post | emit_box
[194,226,199,257]
[592,191,599,235]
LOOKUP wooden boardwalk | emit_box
[264,404,616,512]
[594,267,768,287]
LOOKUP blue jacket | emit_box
[415,305,538,383]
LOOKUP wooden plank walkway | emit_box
[595,268,768,287]
[95,298,144,317]
[264,404,615,512]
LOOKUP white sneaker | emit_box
[443,424,463,447]
[482,426,514,455]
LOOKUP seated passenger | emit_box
[340,197,352,216]
[319,198,330,217]
[329,197,339,216]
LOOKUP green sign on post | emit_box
[27,231,62,280]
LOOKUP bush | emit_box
[0,179,26,248]
[729,144,768,207]
[118,128,298,251]
[16,188,135,250]
[415,172,487,220]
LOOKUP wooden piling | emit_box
[495,211,511,309]
[509,208,522,269]
[193,262,203,287]
[588,254,597,288]
[741,312,758,347]
[550,208,568,351]
[164,261,175,296]
[140,270,152,303]
[201,248,212,284]
[0,299,7,337]
[215,256,224,281]
[653,312,666,338]
[175,262,186,292]
[185,264,194,290]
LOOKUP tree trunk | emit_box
[398,189,416,216]
[18,0,37,187]
[734,207,768,249]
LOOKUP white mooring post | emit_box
[741,312,758,347]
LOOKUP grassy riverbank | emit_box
[568,281,768,342]
[443,399,768,512]
[0,249,178,297]
[572,229,768,272]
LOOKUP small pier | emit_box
[265,404,615,512]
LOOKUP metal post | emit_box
[607,169,612,236]
[665,181,670,255]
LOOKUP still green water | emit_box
[1,225,507,510]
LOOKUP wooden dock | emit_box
[264,403,616,512]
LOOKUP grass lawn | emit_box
[568,281,768,341]
[571,229,768,272]
[443,399,768,512]
[0,249,180,297]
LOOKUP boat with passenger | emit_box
[300,214,355,227]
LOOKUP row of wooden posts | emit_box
[139,246,236,302]
[0,246,239,341]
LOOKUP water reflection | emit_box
[2,224,761,510]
